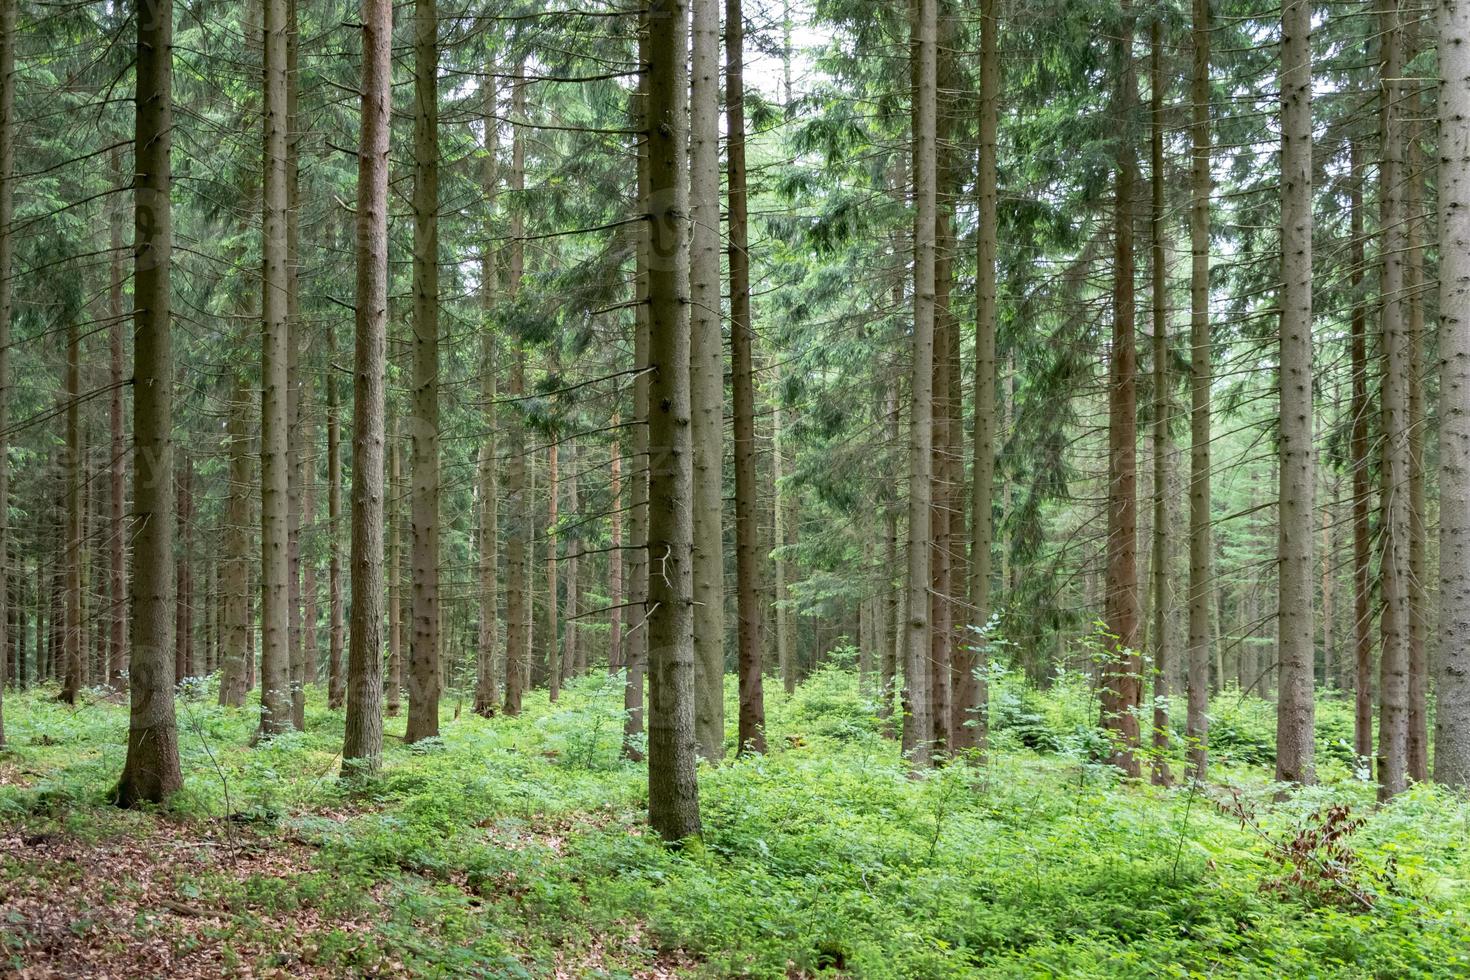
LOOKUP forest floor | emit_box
[2,666,1469,978]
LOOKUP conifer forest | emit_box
[8,0,1470,974]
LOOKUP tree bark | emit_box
[1435,0,1470,787]
[258,0,292,739]
[1102,0,1142,778]
[728,0,766,756]
[404,0,440,744]
[326,356,345,709]
[774,392,796,694]
[386,424,402,716]
[1349,137,1372,764]
[609,427,624,674]
[564,440,582,679]
[504,64,529,717]
[174,453,192,681]
[1147,17,1172,787]
[474,72,500,717]
[0,0,12,743]
[956,0,998,756]
[220,374,252,707]
[341,0,390,772]
[690,0,725,761]
[644,0,701,840]
[623,76,650,760]
[107,146,128,686]
[116,0,182,804]
[1404,100,1429,784]
[1274,0,1316,787]
[1376,0,1409,800]
[544,438,559,699]
[59,309,83,704]
[901,0,938,766]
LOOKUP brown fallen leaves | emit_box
[0,819,391,978]
[1,811,697,978]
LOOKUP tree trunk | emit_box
[220,375,252,706]
[107,146,127,687]
[609,425,624,674]
[690,0,725,761]
[404,0,440,744]
[503,65,529,717]
[563,440,581,680]
[1434,0,1470,787]
[774,391,796,695]
[258,0,292,739]
[1274,0,1316,786]
[1404,101,1429,784]
[1147,18,1171,787]
[0,0,11,742]
[326,355,345,708]
[956,0,998,755]
[341,0,390,772]
[1349,137,1373,763]
[175,453,192,680]
[1102,0,1142,778]
[387,424,402,716]
[282,0,306,732]
[644,0,701,840]
[59,311,83,704]
[116,0,182,804]
[544,438,559,699]
[475,72,500,717]
[902,0,938,766]
[1376,0,1409,800]
[727,0,766,756]
[623,75,650,761]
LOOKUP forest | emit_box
[3,0,1470,974]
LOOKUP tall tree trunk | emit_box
[258,0,292,738]
[1185,0,1212,782]
[689,0,725,761]
[544,438,560,699]
[956,0,998,755]
[928,14,958,754]
[1349,137,1373,763]
[1434,0,1470,787]
[1376,0,1409,800]
[774,392,796,695]
[285,0,305,731]
[563,440,581,679]
[387,425,402,716]
[116,0,182,804]
[1404,105,1429,784]
[504,65,529,717]
[645,0,701,840]
[475,72,500,717]
[728,0,766,756]
[623,76,650,760]
[341,0,390,772]
[609,425,623,673]
[902,0,938,766]
[220,374,252,707]
[1275,0,1316,786]
[881,380,899,722]
[59,313,83,704]
[326,355,344,708]
[175,453,192,680]
[0,0,11,742]
[1102,0,1142,778]
[1147,18,1171,787]
[107,147,127,686]
[404,0,440,743]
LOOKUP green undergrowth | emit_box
[3,667,1469,977]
